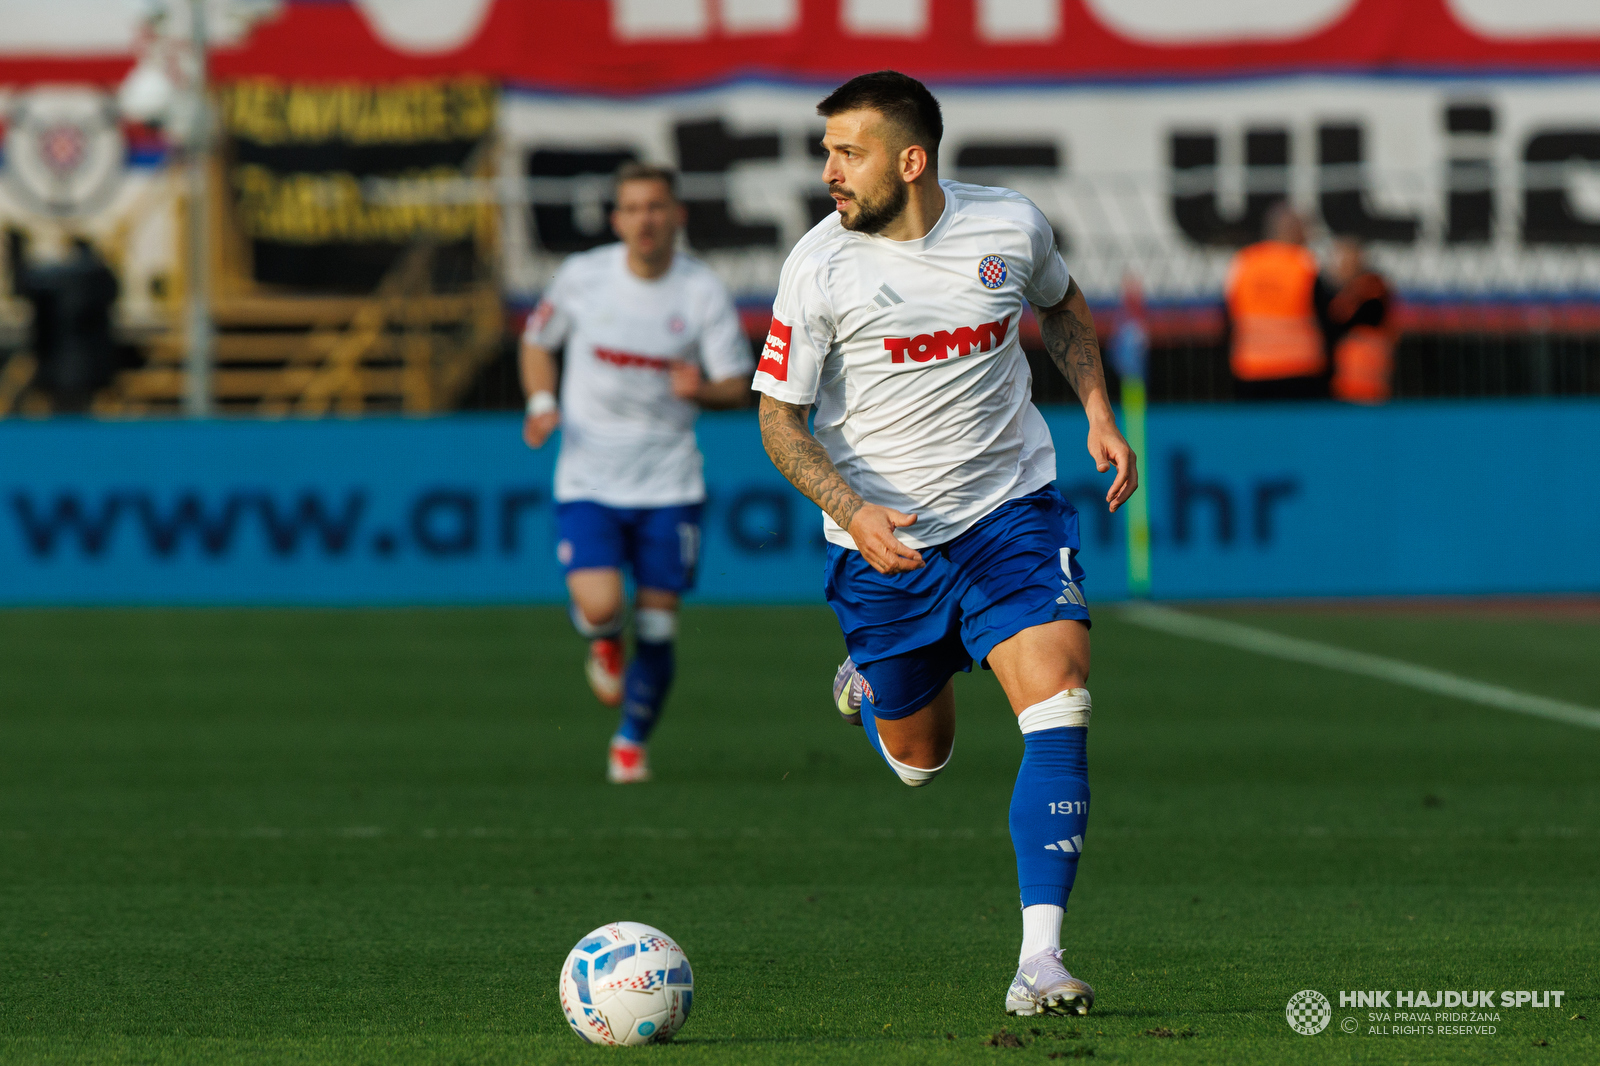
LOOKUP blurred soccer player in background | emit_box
[754,71,1137,1017]
[522,163,752,783]
[1224,202,1334,400]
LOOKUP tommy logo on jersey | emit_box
[978,255,1008,290]
[883,316,1010,364]
[760,317,792,381]
[595,347,672,371]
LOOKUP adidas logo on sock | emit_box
[871,283,905,309]
[1044,835,1084,853]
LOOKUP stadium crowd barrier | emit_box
[1,401,1596,606]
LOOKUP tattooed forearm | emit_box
[758,395,864,531]
[1038,277,1108,402]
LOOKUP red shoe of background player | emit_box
[607,736,651,784]
[586,638,624,707]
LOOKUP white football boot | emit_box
[831,657,868,727]
[1005,949,1094,1016]
[586,638,625,707]
[607,736,651,784]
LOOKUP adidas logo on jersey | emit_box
[759,318,792,381]
[883,316,1010,364]
[1044,835,1084,853]
[871,283,905,308]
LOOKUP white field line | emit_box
[1120,603,1600,732]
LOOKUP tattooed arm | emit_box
[758,394,924,574]
[1035,277,1140,512]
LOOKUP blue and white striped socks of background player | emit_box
[615,608,676,744]
[1010,688,1092,962]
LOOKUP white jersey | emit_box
[526,244,752,507]
[752,180,1072,549]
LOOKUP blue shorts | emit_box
[824,485,1090,720]
[555,501,702,594]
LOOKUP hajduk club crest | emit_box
[978,254,1007,290]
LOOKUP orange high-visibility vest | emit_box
[1225,241,1325,381]
[1331,325,1394,404]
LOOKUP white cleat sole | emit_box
[1005,965,1095,1017]
[1006,991,1092,1017]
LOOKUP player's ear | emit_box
[901,144,929,184]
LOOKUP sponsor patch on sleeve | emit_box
[758,317,792,382]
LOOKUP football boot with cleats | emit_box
[586,638,625,707]
[606,736,651,784]
[1005,949,1094,1017]
[831,657,869,726]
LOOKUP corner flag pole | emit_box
[1112,275,1152,598]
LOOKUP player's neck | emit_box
[625,247,675,281]
[878,179,946,243]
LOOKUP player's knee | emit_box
[569,602,622,638]
[882,743,953,788]
[1017,688,1091,733]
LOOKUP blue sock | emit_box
[616,638,673,744]
[860,702,887,761]
[1009,726,1090,908]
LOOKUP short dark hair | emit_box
[816,70,943,167]
[614,162,678,200]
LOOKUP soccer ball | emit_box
[558,921,693,1045]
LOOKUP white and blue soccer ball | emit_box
[558,921,693,1046]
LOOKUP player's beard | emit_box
[834,173,909,234]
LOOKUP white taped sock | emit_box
[1019,903,1064,963]
[635,608,677,643]
[883,746,951,788]
[570,603,622,639]
[1016,688,1091,734]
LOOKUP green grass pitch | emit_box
[1,605,1596,1064]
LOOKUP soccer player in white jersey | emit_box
[522,163,753,783]
[754,72,1138,1016]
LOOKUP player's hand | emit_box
[523,411,560,448]
[669,361,703,401]
[1088,418,1138,513]
[847,504,924,574]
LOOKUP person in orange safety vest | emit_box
[1224,203,1333,400]
[1327,238,1396,404]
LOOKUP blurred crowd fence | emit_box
[1,401,1595,606]
[1,80,504,417]
[1019,300,1600,407]
[466,296,1600,412]
[5,20,1600,415]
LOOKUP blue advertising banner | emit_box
[0,402,1596,606]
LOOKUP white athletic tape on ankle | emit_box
[570,603,622,639]
[1017,689,1091,733]
[884,745,951,788]
[635,608,677,643]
